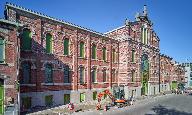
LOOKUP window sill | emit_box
[92,82,98,84]
[20,84,36,86]
[21,50,32,52]
[41,83,72,86]
[41,83,54,86]
[0,62,7,65]
[78,57,87,60]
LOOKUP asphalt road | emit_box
[76,94,192,115]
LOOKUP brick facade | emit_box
[0,3,185,114]
[0,19,22,114]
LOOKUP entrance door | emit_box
[0,79,4,114]
[64,94,70,105]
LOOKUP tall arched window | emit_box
[102,47,106,61]
[21,28,32,51]
[91,67,96,83]
[80,42,84,58]
[102,69,107,82]
[45,64,53,83]
[92,44,96,59]
[79,66,84,84]
[112,49,116,63]
[0,38,5,63]
[22,62,31,84]
[64,39,69,55]
[112,69,116,82]
[64,65,70,83]
[46,33,53,53]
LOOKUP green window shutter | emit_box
[64,39,69,55]
[80,93,85,102]
[22,29,32,51]
[80,42,84,57]
[22,97,31,109]
[0,39,5,63]
[64,94,70,105]
[45,95,53,107]
[46,34,52,53]
[102,47,106,61]
[103,69,106,82]
[92,45,96,59]
[93,91,97,100]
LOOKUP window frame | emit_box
[21,28,32,51]
[92,44,96,59]
[64,65,70,83]
[91,67,97,83]
[79,42,84,58]
[21,62,31,84]
[79,66,85,84]
[102,69,107,82]
[102,47,106,61]
[0,38,5,63]
[64,38,69,55]
[45,64,53,83]
[46,33,53,54]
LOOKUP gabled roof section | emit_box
[5,2,109,38]
[0,18,23,27]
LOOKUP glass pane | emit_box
[46,34,52,53]
[80,42,84,57]
[64,39,69,55]
[22,63,30,83]
[0,39,5,62]
[22,29,31,50]
[64,66,69,83]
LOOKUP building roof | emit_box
[0,18,23,27]
[5,2,109,38]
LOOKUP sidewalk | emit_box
[28,92,174,115]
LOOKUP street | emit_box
[75,94,192,115]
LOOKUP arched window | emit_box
[80,42,84,58]
[141,26,148,45]
[102,69,107,82]
[0,38,5,63]
[45,64,53,83]
[79,66,84,84]
[64,39,69,55]
[64,65,70,83]
[22,62,31,84]
[131,70,135,82]
[112,49,116,63]
[131,49,135,62]
[21,28,32,51]
[92,44,96,59]
[112,69,116,82]
[91,67,96,83]
[102,47,106,61]
[46,33,53,53]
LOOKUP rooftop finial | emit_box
[143,5,147,16]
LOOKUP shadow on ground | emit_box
[145,104,192,115]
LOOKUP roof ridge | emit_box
[5,2,109,38]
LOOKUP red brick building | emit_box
[0,19,22,114]
[106,5,160,97]
[5,3,119,111]
[0,2,185,113]
[160,54,185,92]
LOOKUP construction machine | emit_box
[96,85,129,110]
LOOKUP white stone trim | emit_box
[20,84,36,86]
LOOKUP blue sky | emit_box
[0,0,191,63]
